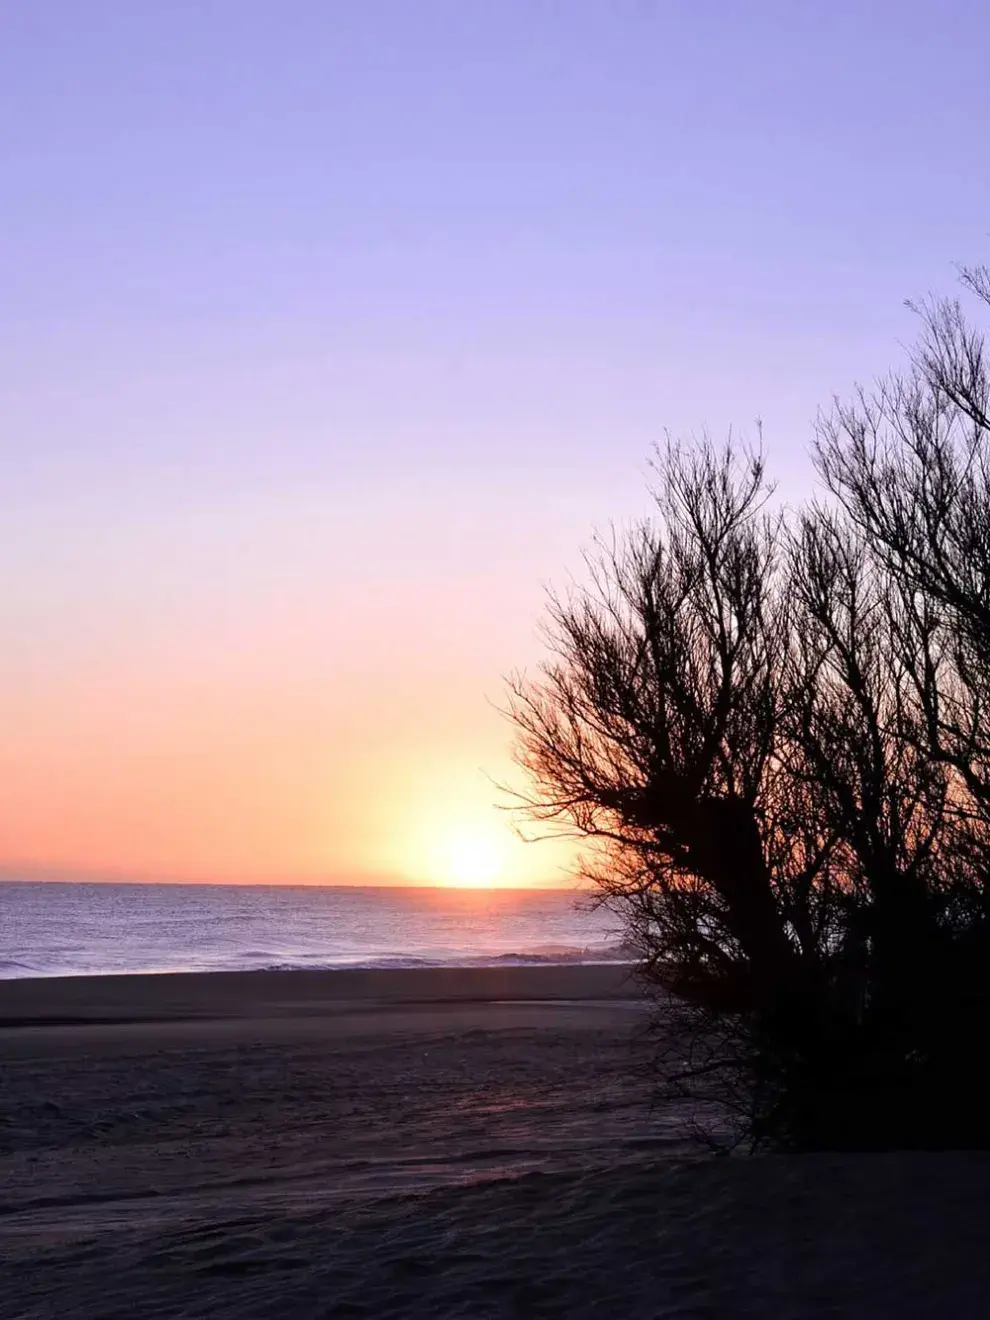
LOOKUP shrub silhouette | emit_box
[507,266,990,1151]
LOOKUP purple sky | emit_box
[2,1,989,883]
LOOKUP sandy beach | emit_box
[3,965,990,1318]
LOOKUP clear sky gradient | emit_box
[2,1,989,883]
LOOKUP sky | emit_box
[2,1,990,885]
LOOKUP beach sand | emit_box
[2,965,989,1318]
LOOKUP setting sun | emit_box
[430,827,507,888]
[370,760,577,889]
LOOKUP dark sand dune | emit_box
[2,967,989,1318]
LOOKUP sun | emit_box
[382,772,546,888]
[429,826,507,888]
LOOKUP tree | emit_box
[507,266,990,1150]
[813,264,990,1144]
[507,444,835,1147]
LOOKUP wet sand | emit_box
[2,965,989,1317]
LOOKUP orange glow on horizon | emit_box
[0,565,583,888]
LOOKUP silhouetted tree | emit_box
[813,264,990,1144]
[507,445,838,1147]
[816,267,990,817]
[508,265,990,1151]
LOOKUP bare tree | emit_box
[508,446,796,995]
[809,266,990,1145]
[507,270,990,1148]
[815,266,990,816]
[507,445,850,1147]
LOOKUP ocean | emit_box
[0,881,629,979]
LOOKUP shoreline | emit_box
[0,955,635,985]
[0,961,643,1029]
[0,965,649,1057]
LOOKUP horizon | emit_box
[0,868,584,891]
[4,2,990,886]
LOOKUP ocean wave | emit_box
[477,943,636,966]
[247,944,637,974]
[0,945,639,980]
[0,958,43,977]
